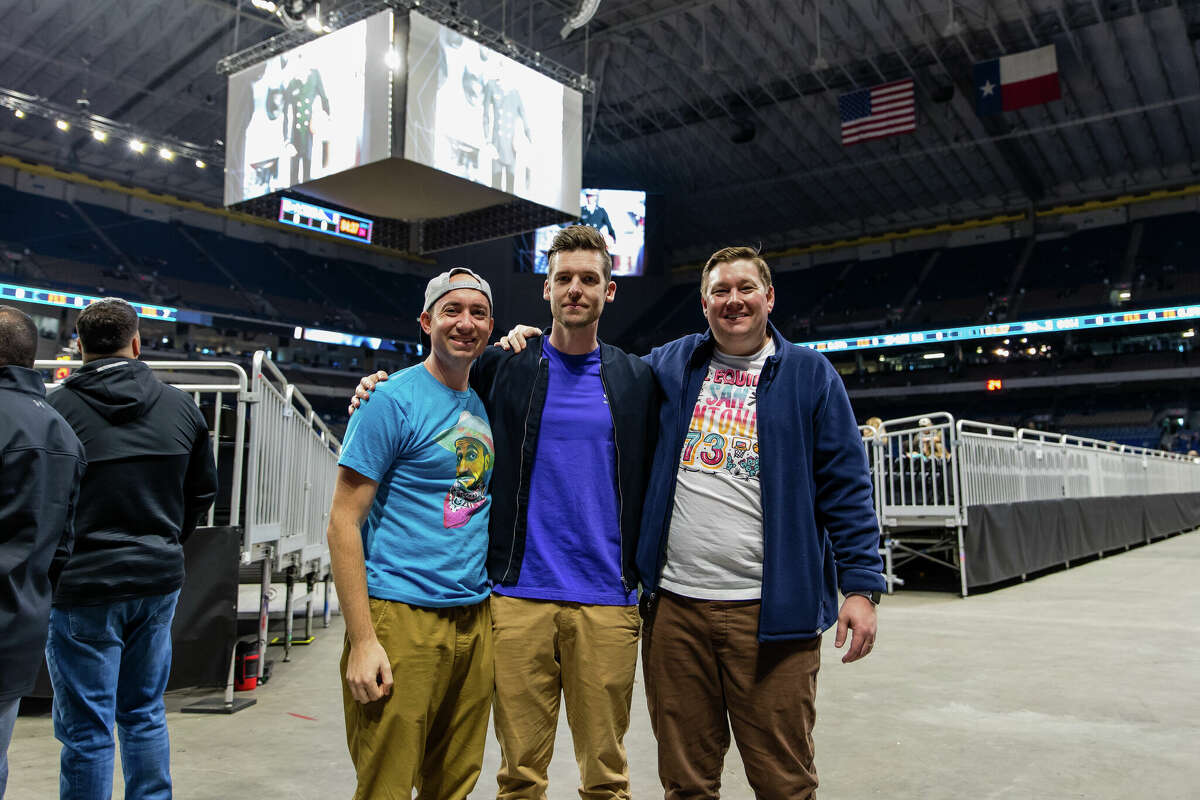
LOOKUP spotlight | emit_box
[92,129,107,142]
[55,119,70,131]
[129,139,146,153]
[194,159,206,169]
[158,148,175,161]
[13,109,25,119]
[305,15,323,32]
[251,0,277,11]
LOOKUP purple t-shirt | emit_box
[493,340,635,605]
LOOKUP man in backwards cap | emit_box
[327,268,496,800]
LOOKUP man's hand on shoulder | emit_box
[347,370,390,417]
[345,637,394,704]
[495,324,542,353]
[834,594,877,664]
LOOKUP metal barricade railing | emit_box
[956,423,1200,507]
[874,412,962,527]
[38,359,251,530]
[244,351,341,574]
[860,423,902,593]
[872,411,1200,597]
[41,352,343,696]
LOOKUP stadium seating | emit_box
[0,184,428,339]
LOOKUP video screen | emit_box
[404,12,583,216]
[224,11,393,206]
[531,189,646,276]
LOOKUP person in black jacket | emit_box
[0,306,86,798]
[45,298,217,800]
[352,225,659,800]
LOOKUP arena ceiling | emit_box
[1,0,1199,261]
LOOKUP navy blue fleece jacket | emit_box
[637,323,885,641]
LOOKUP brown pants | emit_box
[641,591,821,800]
[490,594,641,800]
[340,598,494,800]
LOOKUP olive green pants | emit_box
[341,597,494,800]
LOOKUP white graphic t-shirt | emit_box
[660,340,774,600]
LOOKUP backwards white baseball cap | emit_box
[423,267,493,312]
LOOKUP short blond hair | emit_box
[546,225,612,281]
[700,246,772,295]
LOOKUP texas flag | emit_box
[973,44,1060,115]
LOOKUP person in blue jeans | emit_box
[46,298,217,800]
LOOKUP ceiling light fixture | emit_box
[55,119,70,131]
[13,108,25,119]
[92,129,107,142]
[129,139,146,153]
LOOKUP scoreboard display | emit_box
[278,197,374,244]
[1,281,177,321]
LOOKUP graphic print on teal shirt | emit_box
[434,410,494,528]
[337,364,492,607]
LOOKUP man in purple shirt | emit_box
[352,225,658,799]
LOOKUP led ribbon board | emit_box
[279,197,375,243]
[1,282,177,321]
[294,326,402,351]
[799,304,1200,354]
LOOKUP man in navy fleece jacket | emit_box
[634,246,884,799]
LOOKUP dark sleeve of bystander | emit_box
[48,457,86,590]
[180,419,218,543]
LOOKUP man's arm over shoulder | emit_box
[340,382,413,481]
[811,362,885,594]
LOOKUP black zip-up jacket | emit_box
[469,336,659,590]
[47,357,218,607]
[0,366,86,702]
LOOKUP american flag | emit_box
[838,79,916,145]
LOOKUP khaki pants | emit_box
[642,591,821,800]
[340,597,494,800]
[490,594,641,800]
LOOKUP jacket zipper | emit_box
[653,345,704,589]
[754,355,777,639]
[598,357,629,592]
[502,354,547,584]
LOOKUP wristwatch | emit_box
[846,591,882,605]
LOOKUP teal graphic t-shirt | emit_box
[338,364,493,607]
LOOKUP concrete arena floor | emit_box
[7,531,1199,799]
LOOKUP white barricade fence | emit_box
[869,411,1200,597]
[859,423,901,592]
[871,413,962,528]
[244,351,341,575]
[956,423,1200,507]
[38,352,342,703]
[37,359,252,530]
